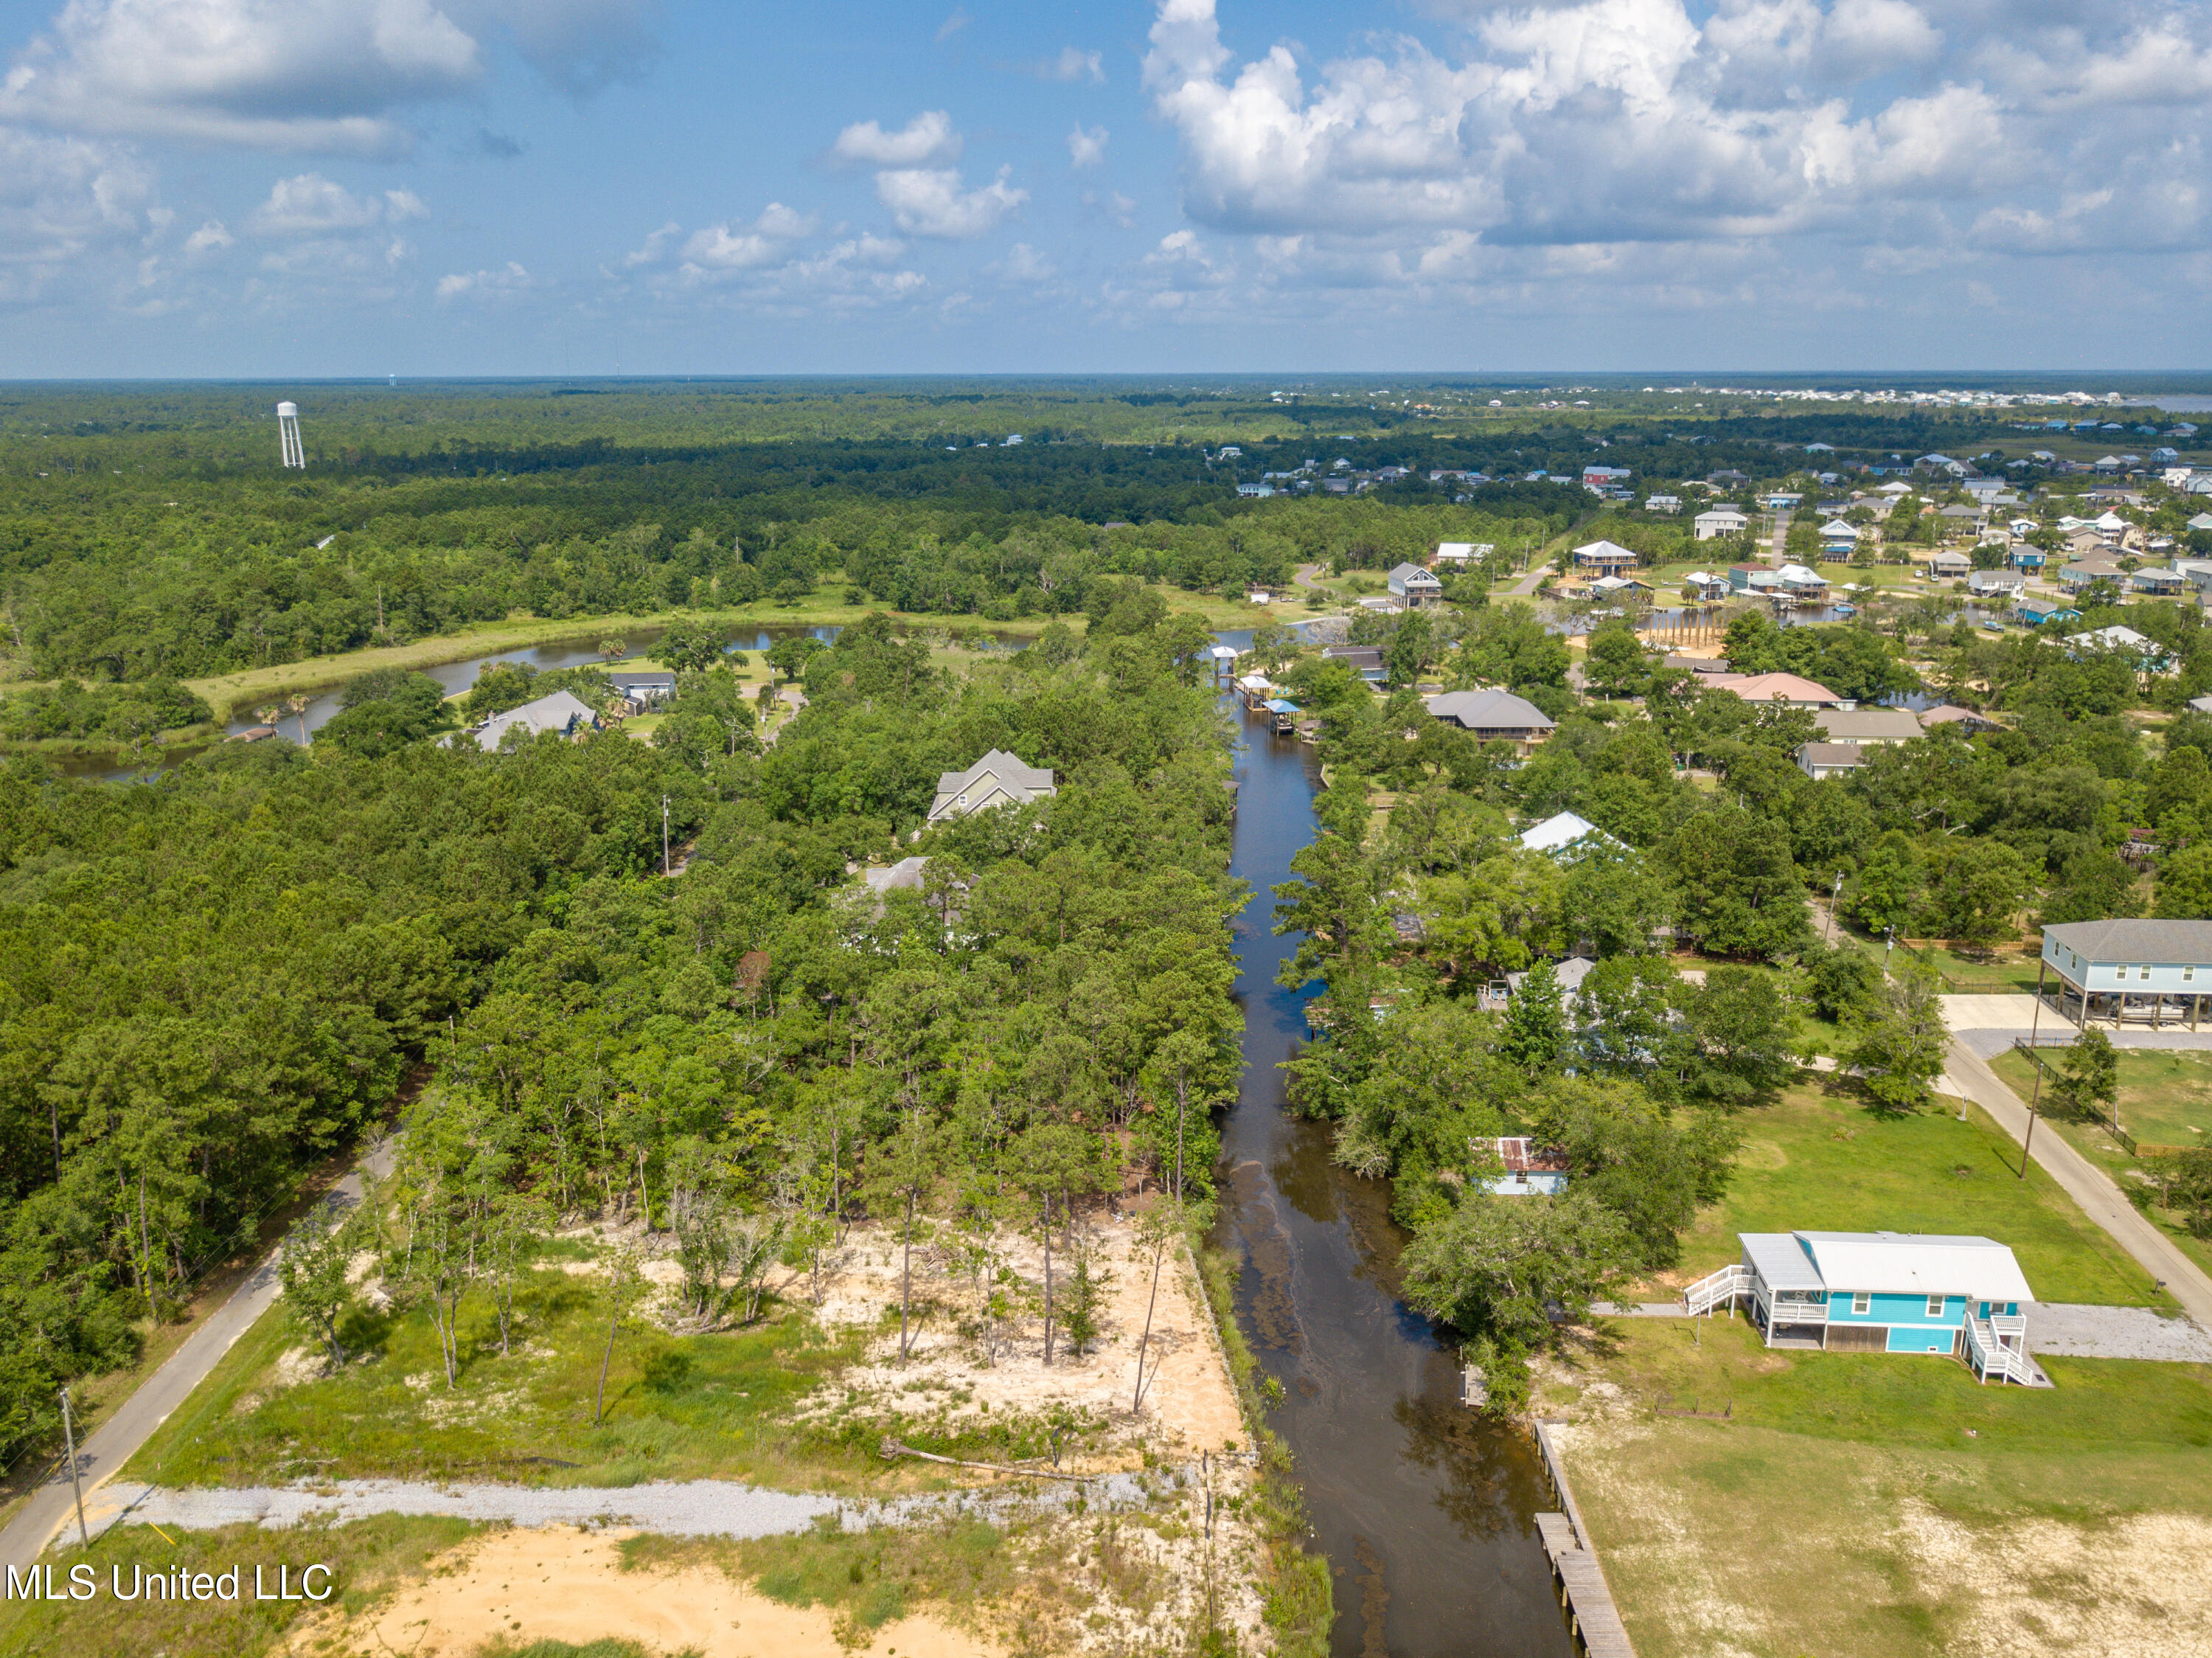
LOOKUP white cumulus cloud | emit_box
[248,175,426,236]
[829,109,961,167]
[1138,0,2212,260]
[436,260,535,302]
[1067,123,1108,167]
[0,0,657,154]
[874,166,1026,239]
[1018,46,1103,83]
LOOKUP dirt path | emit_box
[0,1140,397,1575]
[1947,1039,2212,1327]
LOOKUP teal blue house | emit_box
[1686,1230,2046,1386]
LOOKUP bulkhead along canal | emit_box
[1214,688,1573,1658]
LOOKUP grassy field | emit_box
[1989,1047,2212,1283]
[119,1259,891,1493]
[1666,1083,2166,1306]
[122,1243,1128,1496]
[1548,1316,2212,1658]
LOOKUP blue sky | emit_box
[1,0,2209,377]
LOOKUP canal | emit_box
[1214,690,1573,1658]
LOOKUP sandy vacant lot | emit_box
[1553,1381,2212,1658]
[282,1525,997,1658]
[790,1210,1248,1467]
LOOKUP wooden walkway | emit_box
[1532,1422,1637,1658]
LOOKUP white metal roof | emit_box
[1518,810,1617,853]
[1742,1233,1825,1293]
[1797,1232,2034,1301]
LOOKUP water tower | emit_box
[276,401,305,469]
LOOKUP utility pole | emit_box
[660,794,671,878]
[60,1387,88,1549]
[2020,1052,2043,1179]
[1828,870,1843,943]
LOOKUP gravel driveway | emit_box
[2027,1303,2212,1362]
[74,1469,1170,1546]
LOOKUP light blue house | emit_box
[1685,1231,2045,1385]
[2041,918,2212,1028]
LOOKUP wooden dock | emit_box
[1532,1421,1637,1658]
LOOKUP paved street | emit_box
[1944,1039,2212,1331]
[0,1140,395,1574]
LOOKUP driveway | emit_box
[2023,1303,2212,1362]
[1942,993,2212,1058]
[1944,1039,2212,1330]
[0,1138,397,1573]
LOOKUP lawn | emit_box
[120,1262,887,1493]
[1666,1082,2166,1306]
[1546,1316,2212,1658]
[1832,924,2045,994]
[1989,1047,2212,1283]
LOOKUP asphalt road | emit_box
[1945,1038,2212,1329]
[0,1140,394,1573]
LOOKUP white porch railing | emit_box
[1965,1314,2034,1385]
[1770,1295,1829,1323]
[1683,1263,1750,1315]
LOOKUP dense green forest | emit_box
[8,375,2212,1481]
[8,376,2196,690]
[0,606,1242,1469]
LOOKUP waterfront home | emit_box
[1818,519,1860,555]
[607,668,678,704]
[1571,538,1640,573]
[2015,597,2081,627]
[1423,688,1557,755]
[2131,567,2188,597]
[1685,1231,2042,1384]
[1703,671,1847,710]
[1924,549,1972,578]
[1680,569,1730,600]
[2063,624,2174,672]
[459,690,599,751]
[1967,569,2025,599]
[928,749,1057,822]
[2054,561,2126,593]
[1476,1138,1570,1196]
[1921,704,1998,732]
[1388,563,1444,608]
[1517,810,1622,856]
[1321,645,1387,683]
[2040,918,2212,1027]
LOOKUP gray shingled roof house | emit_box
[1423,689,1557,755]
[458,690,599,752]
[928,749,1057,822]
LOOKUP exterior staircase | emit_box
[1683,1263,1750,1317]
[1964,1313,2053,1387]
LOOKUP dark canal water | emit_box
[1212,692,1572,1658]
